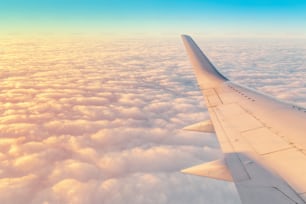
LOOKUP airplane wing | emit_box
[181,35,306,204]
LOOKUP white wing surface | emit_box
[181,35,306,204]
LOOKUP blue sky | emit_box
[1,0,306,37]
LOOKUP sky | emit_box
[1,0,306,37]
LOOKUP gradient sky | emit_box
[1,0,306,37]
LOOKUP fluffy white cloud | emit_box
[0,36,305,204]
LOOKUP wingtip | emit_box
[181,34,191,39]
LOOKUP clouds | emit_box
[198,38,306,105]
[0,36,305,203]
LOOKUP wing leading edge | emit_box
[181,35,306,204]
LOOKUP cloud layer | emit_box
[0,36,305,204]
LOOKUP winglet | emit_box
[183,120,215,133]
[181,160,233,182]
[181,35,228,89]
